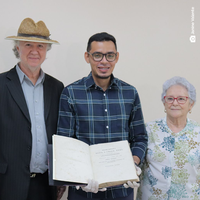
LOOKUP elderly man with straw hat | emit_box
[0,18,64,200]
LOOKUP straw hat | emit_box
[6,18,59,44]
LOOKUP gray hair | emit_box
[161,76,196,104]
[13,41,52,59]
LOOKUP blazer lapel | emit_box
[43,74,52,121]
[6,67,31,123]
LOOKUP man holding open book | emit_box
[57,32,147,200]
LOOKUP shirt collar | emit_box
[85,72,118,90]
[16,64,45,85]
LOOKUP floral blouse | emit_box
[137,118,200,200]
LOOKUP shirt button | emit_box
[106,126,109,129]
[105,109,107,112]
[35,100,38,103]
[103,93,106,96]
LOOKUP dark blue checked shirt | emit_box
[57,72,147,199]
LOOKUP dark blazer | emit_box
[0,66,64,200]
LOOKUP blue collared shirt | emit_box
[57,72,147,198]
[16,65,48,173]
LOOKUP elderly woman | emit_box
[137,76,200,200]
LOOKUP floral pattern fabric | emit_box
[137,118,200,200]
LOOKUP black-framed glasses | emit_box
[164,96,189,104]
[87,52,117,62]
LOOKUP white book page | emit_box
[53,135,93,183]
[90,140,138,184]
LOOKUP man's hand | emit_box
[133,155,140,166]
[76,179,107,193]
[123,164,142,189]
[57,186,66,200]
[123,181,140,188]
[135,164,142,176]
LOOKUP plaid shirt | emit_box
[57,72,147,199]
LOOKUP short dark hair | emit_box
[87,32,117,52]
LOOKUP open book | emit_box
[52,135,139,188]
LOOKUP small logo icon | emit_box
[190,35,196,43]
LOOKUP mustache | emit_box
[97,64,110,67]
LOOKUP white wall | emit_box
[0,1,199,199]
[0,0,199,122]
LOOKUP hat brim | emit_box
[5,36,59,44]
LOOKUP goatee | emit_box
[96,75,111,79]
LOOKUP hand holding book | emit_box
[123,164,141,189]
[76,164,141,193]
[76,165,142,193]
[76,180,107,193]
[75,164,141,194]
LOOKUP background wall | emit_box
[0,0,199,199]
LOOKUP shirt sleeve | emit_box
[129,90,148,163]
[57,87,76,138]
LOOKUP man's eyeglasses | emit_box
[164,96,189,104]
[87,52,117,62]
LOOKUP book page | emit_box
[90,140,139,188]
[53,135,93,183]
